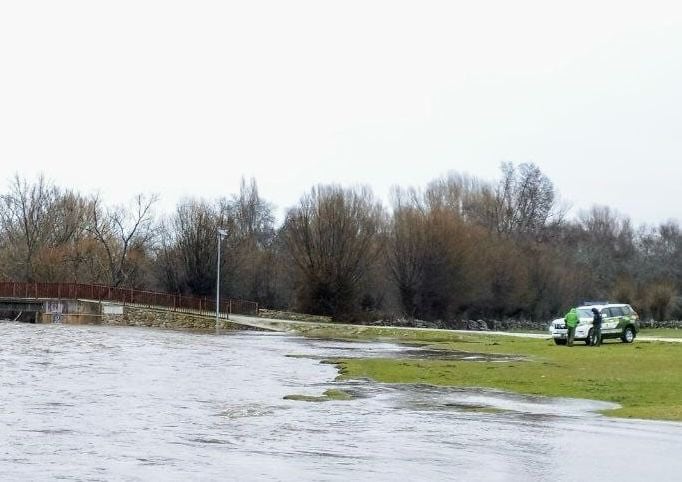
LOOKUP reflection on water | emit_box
[1,322,681,481]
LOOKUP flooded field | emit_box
[1,322,681,481]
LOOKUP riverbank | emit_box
[279,322,682,422]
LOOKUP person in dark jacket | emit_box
[591,307,603,346]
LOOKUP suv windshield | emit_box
[577,308,593,318]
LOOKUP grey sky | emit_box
[1,1,680,225]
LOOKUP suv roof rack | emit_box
[582,300,609,305]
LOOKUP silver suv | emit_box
[549,303,640,345]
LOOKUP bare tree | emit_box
[87,193,158,287]
[227,178,278,301]
[283,185,385,319]
[468,162,560,239]
[0,174,59,280]
[153,219,183,293]
[46,191,98,282]
[387,189,427,317]
[172,199,227,295]
[231,177,275,245]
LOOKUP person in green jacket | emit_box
[564,308,579,346]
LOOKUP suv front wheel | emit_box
[621,326,636,343]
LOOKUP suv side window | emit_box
[601,308,611,318]
[610,307,625,317]
[622,305,633,315]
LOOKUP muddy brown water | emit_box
[1,322,681,481]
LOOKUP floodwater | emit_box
[1,323,681,481]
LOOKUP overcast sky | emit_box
[1,1,680,225]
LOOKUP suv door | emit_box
[605,306,625,335]
[600,307,616,334]
[611,306,628,332]
[623,305,640,331]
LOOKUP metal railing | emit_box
[0,281,258,317]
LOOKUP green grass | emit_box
[639,328,682,338]
[288,323,682,421]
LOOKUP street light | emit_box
[216,228,228,328]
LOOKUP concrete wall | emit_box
[39,299,102,324]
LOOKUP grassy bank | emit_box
[640,328,682,338]
[290,324,682,421]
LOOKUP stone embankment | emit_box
[99,304,268,331]
[258,309,332,324]
[101,306,238,330]
[368,317,548,332]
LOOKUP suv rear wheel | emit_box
[621,326,635,343]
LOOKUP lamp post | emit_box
[216,228,228,329]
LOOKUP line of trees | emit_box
[0,166,680,322]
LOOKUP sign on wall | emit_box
[102,304,124,315]
[46,301,64,323]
